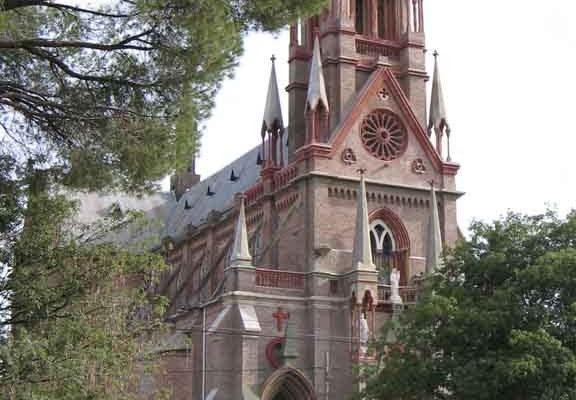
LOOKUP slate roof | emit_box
[75,134,287,247]
[163,144,262,242]
[71,191,176,249]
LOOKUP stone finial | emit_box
[306,36,329,113]
[262,55,284,135]
[230,195,252,266]
[428,51,451,159]
[352,171,376,271]
[425,181,443,274]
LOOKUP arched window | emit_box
[249,227,262,265]
[377,0,386,38]
[199,254,210,300]
[355,0,364,34]
[377,0,399,40]
[370,220,395,282]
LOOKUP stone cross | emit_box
[273,308,290,332]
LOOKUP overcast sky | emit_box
[197,1,576,231]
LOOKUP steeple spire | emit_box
[230,195,252,266]
[261,55,284,170]
[425,182,443,274]
[428,51,452,161]
[304,35,330,145]
[352,170,376,271]
[262,55,284,134]
[306,36,329,113]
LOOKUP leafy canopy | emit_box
[363,210,576,400]
[0,0,328,191]
[0,0,329,398]
[1,186,171,399]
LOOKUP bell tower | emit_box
[287,0,427,161]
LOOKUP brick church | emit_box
[148,1,462,399]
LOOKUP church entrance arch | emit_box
[261,367,317,400]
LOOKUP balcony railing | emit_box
[255,268,305,290]
[356,37,401,59]
[377,284,419,304]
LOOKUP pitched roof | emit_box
[163,145,262,241]
[71,191,176,248]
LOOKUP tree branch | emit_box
[2,0,133,18]
[23,47,157,88]
[0,36,154,51]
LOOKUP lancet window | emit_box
[354,0,401,40]
[249,227,262,265]
[369,220,395,283]
[355,0,365,34]
[199,255,210,300]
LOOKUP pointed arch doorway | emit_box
[261,368,317,400]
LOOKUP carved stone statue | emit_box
[359,313,370,356]
[390,267,402,304]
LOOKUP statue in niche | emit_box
[390,267,402,304]
[359,313,370,356]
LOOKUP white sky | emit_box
[197,1,576,231]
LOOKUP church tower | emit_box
[287,0,427,159]
[155,2,462,400]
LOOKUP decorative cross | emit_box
[357,168,367,175]
[272,308,290,332]
[270,54,276,64]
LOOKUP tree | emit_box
[363,210,576,400]
[1,186,170,399]
[0,1,329,398]
[0,0,328,191]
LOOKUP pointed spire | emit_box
[428,51,449,135]
[262,55,284,134]
[425,182,443,274]
[353,170,376,271]
[306,36,329,113]
[230,195,252,266]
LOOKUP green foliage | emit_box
[0,1,329,397]
[0,0,328,191]
[1,189,170,399]
[363,210,576,400]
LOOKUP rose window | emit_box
[360,110,407,161]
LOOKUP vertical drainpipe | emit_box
[202,306,207,400]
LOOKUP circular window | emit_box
[360,109,407,161]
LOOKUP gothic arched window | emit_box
[355,0,365,34]
[199,253,210,300]
[249,227,262,265]
[370,220,395,283]
[376,0,400,40]
[377,0,386,38]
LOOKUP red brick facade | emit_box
[152,1,461,399]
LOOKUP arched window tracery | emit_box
[369,219,395,282]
